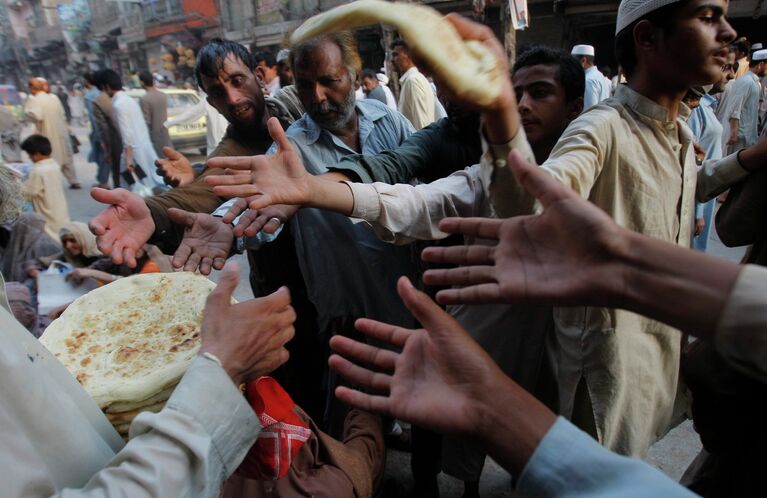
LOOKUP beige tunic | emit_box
[22,158,71,239]
[23,92,78,185]
[488,85,749,456]
[397,67,435,131]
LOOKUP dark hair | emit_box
[513,45,586,103]
[360,68,377,80]
[83,72,96,85]
[138,70,154,86]
[96,69,122,91]
[390,38,409,52]
[614,0,690,78]
[254,50,276,68]
[195,38,255,92]
[734,39,750,55]
[21,134,52,156]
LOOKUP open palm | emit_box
[205,117,312,210]
[168,209,233,275]
[89,188,155,267]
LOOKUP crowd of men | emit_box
[2,0,767,496]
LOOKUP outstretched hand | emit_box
[220,197,299,237]
[168,208,233,275]
[89,188,155,268]
[328,277,499,436]
[421,150,626,306]
[156,146,195,187]
[205,117,313,210]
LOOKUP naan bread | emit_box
[40,272,220,409]
[290,0,505,106]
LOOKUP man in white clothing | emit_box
[100,69,165,188]
[391,38,436,130]
[572,44,611,109]
[716,49,767,152]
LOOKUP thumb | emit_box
[91,186,128,205]
[162,146,182,160]
[167,207,196,228]
[268,117,293,154]
[396,276,457,338]
[207,262,240,307]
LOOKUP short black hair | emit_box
[513,45,585,103]
[83,72,96,85]
[734,39,750,55]
[138,70,154,86]
[96,69,122,91]
[254,50,276,68]
[390,38,409,52]
[195,38,255,92]
[21,134,52,156]
[360,69,377,80]
[615,0,690,78]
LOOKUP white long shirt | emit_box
[398,67,436,130]
[112,91,163,185]
[715,71,762,148]
[583,66,612,109]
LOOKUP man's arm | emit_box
[715,166,767,246]
[696,136,767,203]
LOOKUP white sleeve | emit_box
[346,164,486,245]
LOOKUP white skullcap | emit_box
[276,48,290,63]
[616,0,683,35]
[753,49,767,62]
[752,43,764,51]
[571,44,595,57]
[376,73,389,85]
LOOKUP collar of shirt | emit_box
[613,84,691,124]
[701,93,717,108]
[399,66,420,85]
[300,99,388,149]
[34,158,58,168]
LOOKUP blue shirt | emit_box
[516,417,698,498]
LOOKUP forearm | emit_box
[481,92,520,145]
[729,118,739,140]
[306,175,354,215]
[618,229,742,341]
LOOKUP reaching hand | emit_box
[421,150,627,306]
[200,264,296,384]
[205,118,313,210]
[89,188,155,268]
[694,217,706,237]
[156,147,195,187]
[234,205,299,237]
[328,277,499,436]
[167,208,233,275]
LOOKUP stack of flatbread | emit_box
[40,272,222,439]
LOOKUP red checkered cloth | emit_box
[237,377,312,480]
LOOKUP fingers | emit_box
[222,197,249,224]
[422,265,496,287]
[396,276,465,339]
[327,353,392,392]
[161,146,182,160]
[421,244,495,266]
[233,209,261,237]
[167,207,196,228]
[200,256,213,276]
[90,186,128,205]
[353,318,412,349]
[212,185,263,199]
[268,116,293,153]
[435,284,506,305]
[436,217,504,241]
[262,285,292,311]
[333,384,391,415]
[172,243,191,270]
[445,12,496,43]
[205,173,253,187]
[507,150,573,208]
[260,216,282,235]
[206,263,240,309]
[183,251,202,272]
[206,155,255,172]
[328,335,399,372]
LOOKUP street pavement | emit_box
[59,125,744,496]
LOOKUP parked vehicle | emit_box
[127,88,207,153]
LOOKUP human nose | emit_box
[517,91,532,113]
[718,19,737,45]
[224,84,243,105]
[311,82,327,104]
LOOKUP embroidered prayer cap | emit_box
[752,49,767,62]
[276,48,290,64]
[571,44,595,57]
[616,0,683,34]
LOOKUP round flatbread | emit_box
[290,0,505,107]
[40,272,221,408]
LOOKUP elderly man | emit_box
[0,163,297,497]
[24,77,80,189]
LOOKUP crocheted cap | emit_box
[616,0,683,34]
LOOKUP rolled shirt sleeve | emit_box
[714,264,767,384]
[515,417,697,498]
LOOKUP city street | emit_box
[58,125,746,496]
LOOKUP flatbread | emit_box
[40,272,220,409]
[105,401,167,425]
[290,0,505,107]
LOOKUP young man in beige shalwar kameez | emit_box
[480,0,767,456]
[24,78,80,189]
[20,134,70,240]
